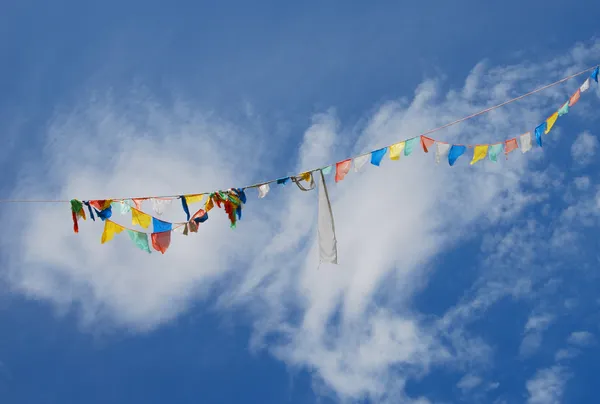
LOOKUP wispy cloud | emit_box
[2,39,600,402]
[526,366,569,404]
[571,130,598,166]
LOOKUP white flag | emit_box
[152,198,172,216]
[257,184,270,198]
[435,143,451,164]
[353,155,370,172]
[580,78,591,93]
[520,132,532,153]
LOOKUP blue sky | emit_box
[1,1,600,403]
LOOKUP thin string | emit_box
[0,64,596,204]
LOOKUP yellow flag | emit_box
[300,172,312,182]
[545,112,559,134]
[205,197,214,212]
[389,142,405,160]
[470,145,489,165]
[101,220,125,244]
[131,208,151,228]
[185,194,204,205]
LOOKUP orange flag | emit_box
[569,89,581,107]
[504,138,518,158]
[420,136,435,153]
[335,159,352,183]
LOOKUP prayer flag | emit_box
[184,194,204,205]
[83,201,95,221]
[545,112,558,134]
[276,177,289,185]
[151,231,171,254]
[488,144,503,162]
[558,102,569,116]
[132,198,144,210]
[322,166,333,175]
[421,136,435,153]
[131,208,151,228]
[127,230,151,253]
[300,172,312,182]
[535,122,546,147]
[95,205,112,221]
[470,145,489,165]
[317,169,337,264]
[152,198,171,216]
[353,155,369,172]
[152,217,172,233]
[70,199,86,233]
[592,66,599,83]
[505,138,518,157]
[101,220,124,244]
[335,159,352,182]
[569,89,581,106]
[520,132,532,153]
[435,143,450,164]
[389,142,405,160]
[257,184,270,198]
[404,137,419,156]
[370,147,387,166]
[580,78,591,93]
[448,145,466,166]
[180,195,191,221]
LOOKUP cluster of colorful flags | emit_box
[70,66,599,260]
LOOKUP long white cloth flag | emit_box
[317,169,338,264]
[580,78,591,93]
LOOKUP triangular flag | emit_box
[335,159,352,182]
[389,142,405,160]
[353,155,369,172]
[520,132,532,153]
[535,122,546,147]
[89,200,112,211]
[101,220,125,244]
[558,102,569,116]
[152,198,172,216]
[488,144,503,162]
[257,184,270,198]
[322,166,333,175]
[420,136,435,153]
[152,217,172,233]
[127,230,151,253]
[151,231,171,254]
[580,78,591,93]
[404,137,419,156]
[132,198,144,210]
[435,143,450,164]
[95,205,112,221]
[131,208,151,228]
[184,194,204,205]
[470,145,489,165]
[569,89,581,107]
[505,138,518,157]
[545,112,558,134]
[370,147,387,166]
[448,145,466,166]
[592,66,599,83]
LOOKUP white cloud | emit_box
[457,373,482,392]
[571,131,598,166]
[573,176,590,190]
[2,39,600,402]
[567,331,594,346]
[526,366,569,404]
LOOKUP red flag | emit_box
[335,159,352,183]
[151,231,171,254]
[569,89,581,107]
[420,136,435,153]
